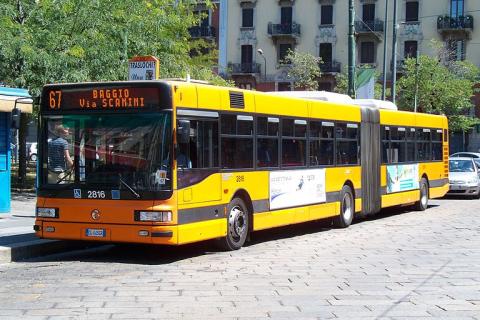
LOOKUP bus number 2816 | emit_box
[87,191,106,199]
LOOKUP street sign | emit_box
[128,56,160,81]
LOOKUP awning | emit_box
[0,87,33,113]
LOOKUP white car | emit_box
[28,142,37,162]
[448,157,480,198]
[451,152,480,168]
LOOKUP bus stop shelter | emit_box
[0,87,32,213]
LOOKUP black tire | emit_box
[333,185,355,228]
[29,154,37,162]
[217,198,249,251]
[414,178,429,211]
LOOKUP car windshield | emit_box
[40,113,171,192]
[449,159,475,173]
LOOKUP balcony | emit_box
[230,63,261,75]
[437,15,473,38]
[237,0,257,4]
[268,22,301,39]
[189,26,216,39]
[355,19,384,35]
[401,21,422,40]
[319,61,341,73]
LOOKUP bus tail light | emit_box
[36,207,59,218]
[135,211,172,222]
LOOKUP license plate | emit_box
[85,228,106,237]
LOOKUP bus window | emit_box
[432,129,443,161]
[281,118,306,167]
[177,119,219,169]
[336,123,359,165]
[221,114,253,169]
[381,126,389,164]
[257,117,279,168]
[416,128,432,161]
[310,121,334,166]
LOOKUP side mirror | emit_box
[11,108,21,129]
[177,120,191,144]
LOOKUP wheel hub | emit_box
[229,206,246,240]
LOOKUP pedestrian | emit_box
[48,124,73,183]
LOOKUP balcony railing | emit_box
[319,61,341,73]
[268,22,301,37]
[230,63,261,74]
[355,19,384,33]
[189,26,216,38]
[437,15,473,31]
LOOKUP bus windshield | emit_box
[40,112,172,193]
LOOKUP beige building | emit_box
[218,0,480,93]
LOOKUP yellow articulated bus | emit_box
[34,80,449,250]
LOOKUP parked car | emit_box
[448,157,480,198]
[28,142,37,162]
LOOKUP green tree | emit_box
[284,50,321,91]
[0,0,228,100]
[397,55,479,132]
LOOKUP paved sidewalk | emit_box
[0,192,86,263]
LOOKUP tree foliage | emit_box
[0,0,229,103]
[284,50,321,91]
[397,55,479,132]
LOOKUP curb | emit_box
[0,239,99,264]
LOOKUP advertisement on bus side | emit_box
[269,169,326,210]
[386,164,419,193]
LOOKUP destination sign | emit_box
[42,86,162,112]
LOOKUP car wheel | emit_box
[29,154,37,162]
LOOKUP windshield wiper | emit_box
[119,176,141,199]
[55,169,74,184]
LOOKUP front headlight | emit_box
[135,211,172,222]
[36,207,58,218]
[467,178,479,185]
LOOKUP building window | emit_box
[278,43,293,63]
[281,6,293,25]
[319,43,333,64]
[198,10,209,27]
[446,40,465,61]
[321,5,333,25]
[404,41,418,58]
[241,45,253,64]
[451,0,464,18]
[278,82,292,91]
[360,42,375,64]
[242,8,254,28]
[362,3,375,22]
[318,82,333,92]
[405,1,419,22]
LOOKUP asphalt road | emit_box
[0,197,479,319]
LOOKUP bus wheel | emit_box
[333,185,354,228]
[218,198,249,251]
[414,178,429,211]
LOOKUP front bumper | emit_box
[447,184,480,196]
[34,221,178,245]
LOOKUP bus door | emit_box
[176,111,221,204]
[360,107,381,215]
